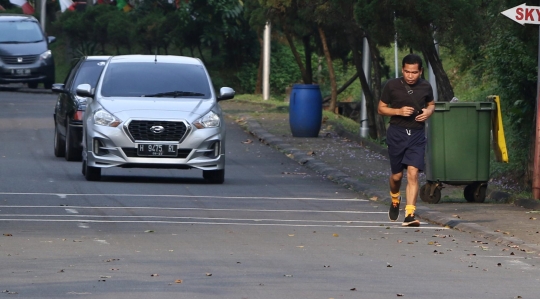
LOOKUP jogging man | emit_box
[377,53,435,227]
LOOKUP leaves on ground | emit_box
[174,279,183,284]
[3,233,12,236]
[282,172,307,175]
[241,139,253,144]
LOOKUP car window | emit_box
[0,20,44,43]
[64,60,83,87]
[71,60,107,91]
[100,62,211,98]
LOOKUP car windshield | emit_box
[0,20,44,43]
[100,62,212,98]
[72,60,107,91]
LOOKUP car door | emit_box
[56,59,83,137]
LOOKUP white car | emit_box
[76,55,235,183]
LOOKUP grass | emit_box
[228,94,373,142]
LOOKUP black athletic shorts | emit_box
[386,124,426,174]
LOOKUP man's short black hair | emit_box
[402,54,423,69]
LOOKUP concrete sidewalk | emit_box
[220,101,540,256]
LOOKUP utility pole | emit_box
[394,35,398,78]
[360,37,371,138]
[40,0,46,32]
[428,39,439,101]
[263,21,271,101]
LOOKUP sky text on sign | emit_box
[501,3,540,25]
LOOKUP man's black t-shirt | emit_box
[380,77,434,129]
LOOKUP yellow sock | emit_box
[390,191,400,204]
[405,205,416,216]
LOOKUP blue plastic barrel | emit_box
[289,84,322,137]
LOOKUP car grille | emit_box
[122,148,192,158]
[127,120,188,142]
[0,55,38,65]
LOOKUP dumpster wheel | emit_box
[464,182,487,203]
[420,182,442,204]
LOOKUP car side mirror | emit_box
[76,83,94,98]
[51,83,66,93]
[48,36,56,44]
[217,87,235,101]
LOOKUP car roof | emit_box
[85,56,112,60]
[0,14,38,22]
[109,55,202,66]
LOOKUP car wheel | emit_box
[65,122,82,161]
[44,79,54,90]
[83,159,101,181]
[28,82,38,89]
[203,169,225,184]
[54,123,66,157]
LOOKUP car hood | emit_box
[97,97,216,120]
[0,41,48,56]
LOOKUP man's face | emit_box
[402,63,422,85]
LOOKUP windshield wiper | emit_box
[142,91,205,98]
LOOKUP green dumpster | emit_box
[420,101,495,204]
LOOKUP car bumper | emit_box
[85,124,226,170]
[69,122,83,150]
[0,57,55,84]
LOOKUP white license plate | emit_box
[11,69,31,76]
[137,144,177,157]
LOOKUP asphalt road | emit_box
[0,91,539,298]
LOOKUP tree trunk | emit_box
[318,25,337,113]
[283,25,309,84]
[302,35,313,84]
[197,44,206,64]
[422,45,454,101]
[323,72,359,103]
[368,37,387,140]
[255,35,263,95]
[526,119,536,190]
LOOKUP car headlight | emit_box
[94,109,121,127]
[40,50,52,60]
[194,111,220,129]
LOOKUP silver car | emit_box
[76,55,235,183]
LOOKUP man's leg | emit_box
[403,165,421,226]
[389,172,403,194]
[388,171,403,221]
[405,165,419,207]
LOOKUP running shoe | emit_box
[388,196,401,221]
[402,214,420,227]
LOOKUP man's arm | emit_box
[414,100,435,122]
[378,100,415,117]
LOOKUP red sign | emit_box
[502,3,540,25]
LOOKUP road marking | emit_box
[0,192,365,202]
[0,218,446,229]
[1,206,384,214]
[0,213,412,224]
[65,209,78,214]
[77,222,90,228]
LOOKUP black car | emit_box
[0,14,56,89]
[52,56,110,161]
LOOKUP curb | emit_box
[0,84,53,95]
[239,116,540,254]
